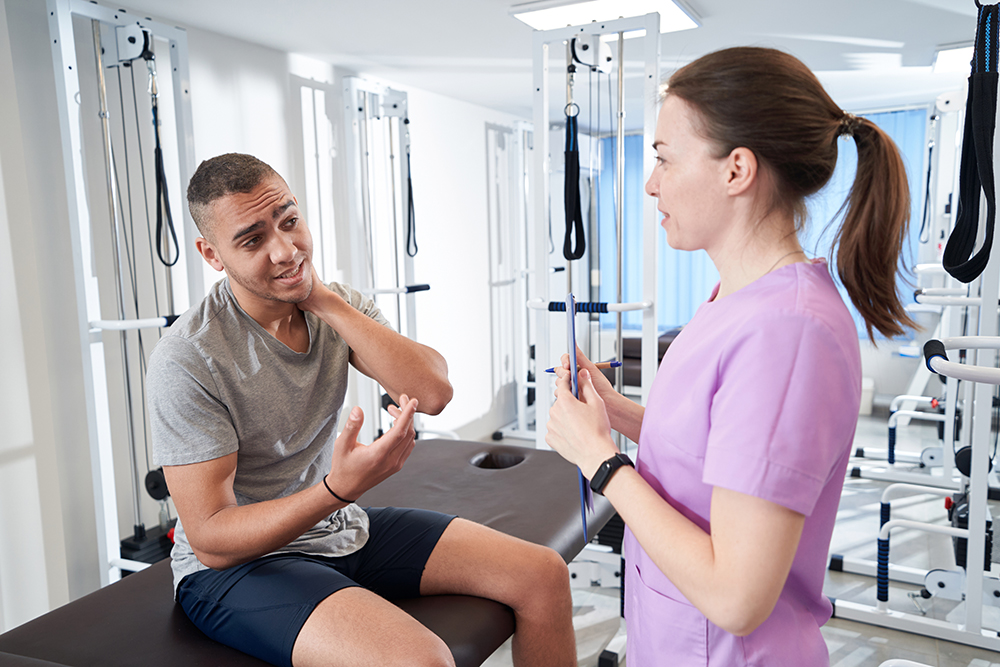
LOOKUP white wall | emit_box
[0,0,99,630]
[390,84,525,438]
[0,0,50,629]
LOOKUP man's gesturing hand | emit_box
[325,394,418,503]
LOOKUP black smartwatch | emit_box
[589,452,634,495]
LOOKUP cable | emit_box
[113,66,154,474]
[918,126,935,244]
[128,63,162,332]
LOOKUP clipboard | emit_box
[567,293,594,540]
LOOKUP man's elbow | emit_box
[190,539,242,571]
[421,380,453,416]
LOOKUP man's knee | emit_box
[520,545,571,601]
[387,634,455,667]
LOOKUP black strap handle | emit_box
[923,339,949,373]
[943,3,999,282]
[563,114,585,261]
[152,98,179,267]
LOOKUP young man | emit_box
[147,153,576,667]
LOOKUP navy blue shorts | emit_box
[176,507,456,667]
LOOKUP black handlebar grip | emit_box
[923,339,948,373]
[405,284,430,293]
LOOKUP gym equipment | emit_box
[530,13,662,453]
[46,0,198,585]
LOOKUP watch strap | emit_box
[590,452,634,495]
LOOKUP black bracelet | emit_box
[322,475,357,504]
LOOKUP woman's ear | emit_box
[724,147,758,197]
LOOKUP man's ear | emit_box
[724,147,758,197]
[196,237,225,272]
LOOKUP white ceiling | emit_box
[117,0,978,119]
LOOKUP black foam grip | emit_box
[923,339,948,372]
[405,284,430,293]
[163,314,180,327]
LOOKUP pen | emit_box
[544,361,622,374]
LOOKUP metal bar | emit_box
[388,119,402,329]
[527,298,652,312]
[90,317,169,331]
[832,599,1000,651]
[92,19,143,540]
[614,31,624,417]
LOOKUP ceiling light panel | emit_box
[511,0,699,34]
[933,45,973,73]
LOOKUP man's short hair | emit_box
[187,153,279,238]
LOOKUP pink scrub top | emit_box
[623,260,861,666]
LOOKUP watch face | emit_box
[590,460,612,494]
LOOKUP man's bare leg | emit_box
[420,518,576,667]
[292,586,455,667]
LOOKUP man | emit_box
[147,153,576,667]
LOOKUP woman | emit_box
[546,46,914,665]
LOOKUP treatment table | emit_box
[0,440,614,667]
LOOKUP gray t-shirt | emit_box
[147,278,390,592]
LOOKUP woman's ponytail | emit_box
[833,118,916,340]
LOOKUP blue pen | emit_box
[545,360,622,374]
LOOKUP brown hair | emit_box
[666,47,915,340]
[187,153,279,238]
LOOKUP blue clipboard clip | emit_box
[566,293,594,541]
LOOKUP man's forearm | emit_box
[308,292,452,413]
[180,480,347,571]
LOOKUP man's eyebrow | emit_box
[232,221,263,244]
[230,200,296,243]
[652,140,665,150]
[273,200,295,219]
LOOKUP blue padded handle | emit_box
[547,301,609,313]
[877,537,890,602]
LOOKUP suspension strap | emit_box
[146,55,179,267]
[943,2,999,282]
[406,147,418,257]
[563,111,585,260]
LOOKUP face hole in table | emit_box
[469,451,526,469]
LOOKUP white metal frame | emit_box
[531,13,660,451]
[46,0,198,585]
[342,76,423,444]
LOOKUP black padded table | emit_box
[0,440,614,667]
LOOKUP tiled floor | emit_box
[485,410,1000,666]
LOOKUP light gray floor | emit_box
[484,411,1000,667]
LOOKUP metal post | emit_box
[614,32,625,408]
[92,20,143,540]
[388,120,403,329]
